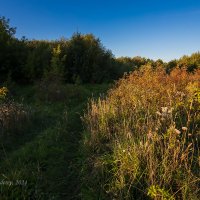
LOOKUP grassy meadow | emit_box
[0,83,109,199]
[83,67,200,199]
[0,67,199,199]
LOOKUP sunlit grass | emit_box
[83,67,200,199]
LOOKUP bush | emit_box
[83,67,200,199]
[0,87,32,135]
[35,82,91,104]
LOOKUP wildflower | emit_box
[161,117,165,121]
[147,131,153,139]
[174,129,181,135]
[0,87,9,99]
[122,149,126,153]
[156,111,162,116]
[182,127,188,131]
[167,108,173,114]
[161,107,168,113]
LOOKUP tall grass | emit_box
[0,84,109,199]
[0,87,32,135]
[83,67,200,199]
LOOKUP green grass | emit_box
[0,84,109,199]
[1,68,199,200]
[82,68,200,199]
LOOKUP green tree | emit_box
[0,17,28,83]
[63,33,114,83]
[44,44,65,82]
[0,16,16,82]
[24,40,52,82]
[166,60,177,73]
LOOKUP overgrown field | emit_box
[83,67,200,199]
[0,84,109,199]
[0,67,199,200]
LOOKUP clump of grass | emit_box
[36,81,91,106]
[83,67,200,199]
[0,87,32,135]
[35,79,67,102]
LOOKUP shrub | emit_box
[0,87,8,101]
[35,82,91,104]
[0,87,32,135]
[83,67,200,199]
[35,79,67,102]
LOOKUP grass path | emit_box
[0,84,109,199]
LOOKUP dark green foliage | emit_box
[0,17,29,83]
[63,33,115,83]
[0,17,123,84]
[178,52,200,72]
[0,16,16,81]
[24,40,52,82]
[0,16,124,84]
[166,60,177,73]
[0,84,109,199]
[0,16,200,85]
[116,56,151,70]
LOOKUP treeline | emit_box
[117,53,200,74]
[0,16,126,84]
[0,16,200,84]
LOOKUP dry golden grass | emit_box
[0,87,31,134]
[83,67,200,199]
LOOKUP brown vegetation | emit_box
[83,67,200,199]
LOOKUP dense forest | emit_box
[0,16,199,199]
[1,16,200,85]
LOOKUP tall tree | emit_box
[0,17,16,81]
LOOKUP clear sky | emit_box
[1,0,200,61]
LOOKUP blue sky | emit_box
[1,0,200,61]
